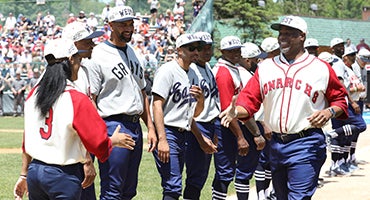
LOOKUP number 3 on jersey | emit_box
[40,108,53,140]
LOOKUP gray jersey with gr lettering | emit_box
[88,40,146,118]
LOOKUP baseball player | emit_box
[211,36,265,200]
[62,21,104,199]
[152,33,217,200]
[219,16,348,199]
[183,31,221,199]
[326,45,367,176]
[260,37,280,58]
[304,38,319,56]
[13,38,135,200]
[87,6,157,199]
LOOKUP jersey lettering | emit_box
[39,108,53,140]
[112,63,129,79]
[263,78,315,101]
[129,60,143,79]
[170,82,196,108]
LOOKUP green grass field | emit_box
[0,117,240,199]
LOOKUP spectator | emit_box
[164,45,176,62]
[101,3,111,23]
[0,75,5,116]
[10,69,27,116]
[4,12,17,33]
[43,12,55,28]
[66,13,76,24]
[28,68,40,90]
[148,0,160,26]
[76,11,87,24]
[356,38,370,51]
[173,0,185,19]
[86,12,99,30]
[345,38,356,52]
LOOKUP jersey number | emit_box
[39,108,53,140]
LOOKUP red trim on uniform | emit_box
[69,90,113,162]
[215,66,240,111]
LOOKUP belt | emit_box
[165,125,187,133]
[274,129,315,144]
[104,113,140,123]
[32,159,82,168]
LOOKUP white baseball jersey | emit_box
[212,58,243,111]
[152,60,197,130]
[236,52,348,133]
[332,54,350,88]
[238,65,264,121]
[88,41,146,118]
[352,60,367,99]
[74,59,92,96]
[24,81,112,165]
[190,62,220,122]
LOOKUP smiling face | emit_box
[109,19,135,45]
[221,48,241,65]
[278,26,305,60]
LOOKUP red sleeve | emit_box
[70,90,112,162]
[236,69,263,120]
[216,66,238,111]
[325,64,349,119]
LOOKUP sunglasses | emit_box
[186,45,203,52]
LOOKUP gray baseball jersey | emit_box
[152,60,198,130]
[190,62,220,122]
[88,41,146,118]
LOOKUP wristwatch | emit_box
[328,107,336,118]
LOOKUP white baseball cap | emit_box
[318,52,334,63]
[330,38,344,48]
[304,38,319,48]
[220,36,242,50]
[241,42,261,58]
[358,48,370,62]
[62,22,104,42]
[194,32,213,45]
[261,37,279,53]
[44,38,78,64]
[175,33,203,48]
[342,47,357,57]
[108,6,138,23]
[271,15,307,34]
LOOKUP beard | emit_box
[119,32,132,43]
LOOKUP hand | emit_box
[190,85,204,102]
[307,109,331,128]
[81,160,96,189]
[219,95,238,128]
[14,176,27,200]
[198,134,218,154]
[236,136,249,156]
[262,123,272,140]
[110,125,136,150]
[157,138,170,163]
[146,128,157,152]
[254,135,266,150]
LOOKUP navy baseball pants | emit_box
[270,129,326,200]
[99,119,143,200]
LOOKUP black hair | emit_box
[36,59,72,117]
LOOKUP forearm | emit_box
[140,91,155,131]
[20,152,32,176]
[193,98,204,118]
[244,118,261,137]
[228,119,244,139]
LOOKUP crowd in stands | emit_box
[0,0,207,115]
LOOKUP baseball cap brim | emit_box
[222,45,243,51]
[110,16,139,22]
[360,56,370,63]
[84,30,104,40]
